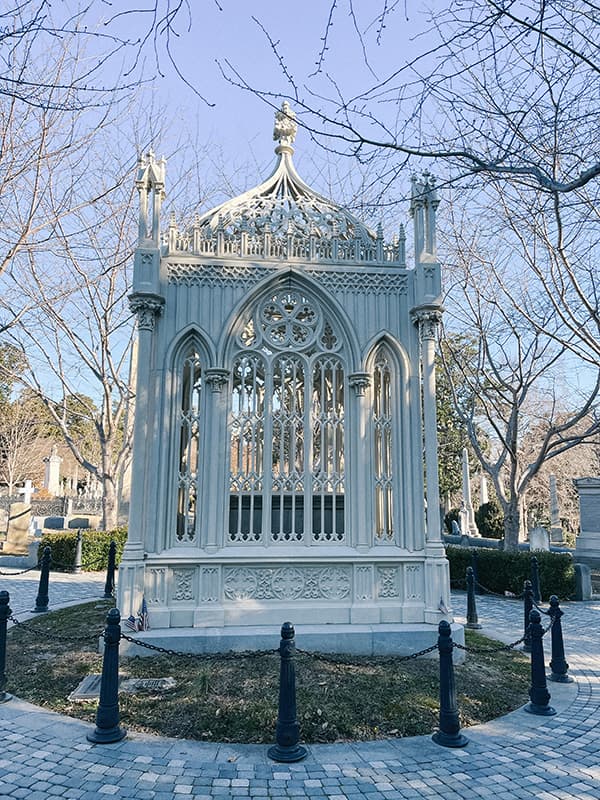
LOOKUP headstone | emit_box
[573,477,600,568]
[18,479,34,506]
[529,525,550,552]
[4,501,32,554]
[549,474,564,544]
[573,563,592,601]
[461,449,479,536]
[43,445,62,496]
[479,473,489,506]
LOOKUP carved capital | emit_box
[349,372,371,397]
[411,305,443,341]
[205,368,230,393]
[129,293,165,331]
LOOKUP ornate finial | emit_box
[273,101,297,150]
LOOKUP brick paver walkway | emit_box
[1,569,598,799]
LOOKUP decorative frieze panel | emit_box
[147,568,167,604]
[354,565,373,601]
[168,262,273,288]
[167,262,409,296]
[404,564,424,600]
[306,270,408,295]
[223,566,351,601]
[200,567,220,603]
[377,566,401,598]
[172,569,195,602]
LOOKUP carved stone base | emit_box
[119,621,465,660]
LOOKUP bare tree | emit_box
[218,2,600,369]
[523,421,600,541]
[2,151,138,530]
[441,223,600,550]
[0,394,47,496]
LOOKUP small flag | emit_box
[125,615,138,632]
[139,596,150,631]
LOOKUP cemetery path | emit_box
[0,582,599,799]
[0,567,106,614]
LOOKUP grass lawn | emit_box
[5,599,530,743]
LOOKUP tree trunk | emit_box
[503,500,523,551]
[102,475,118,531]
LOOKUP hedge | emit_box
[37,527,128,572]
[446,545,575,600]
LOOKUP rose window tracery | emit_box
[230,288,345,544]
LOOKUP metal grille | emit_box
[176,349,202,543]
[374,349,394,540]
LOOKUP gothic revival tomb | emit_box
[119,103,453,651]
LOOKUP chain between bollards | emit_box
[87,608,127,744]
[268,622,307,763]
[466,566,482,630]
[432,620,468,748]
[522,580,533,653]
[103,541,117,598]
[548,596,573,683]
[33,546,52,613]
[524,609,556,716]
[0,591,12,703]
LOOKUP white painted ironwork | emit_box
[373,348,394,541]
[176,348,202,543]
[229,290,345,544]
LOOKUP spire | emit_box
[135,150,166,244]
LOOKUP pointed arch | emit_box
[217,269,361,368]
[161,327,214,548]
[364,334,416,549]
[222,270,352,545]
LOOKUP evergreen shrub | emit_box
[474,501,504,539]
[38,527,128,571]
[445,545,575,600]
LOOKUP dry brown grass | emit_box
[6,600,530,743]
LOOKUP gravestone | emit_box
[43,446,62,496]
[529,525,550,552]
[461,449,479,536]
[479,473,488,506]
[549,474,564,544]
[573,477,600,568]
[3,484,34,554]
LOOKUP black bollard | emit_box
[548,596,573,683]
[0,591,12,703]
[87,608,126,744]
[74,530,83,575]
[33,546,52,613]
[530,556,541,603]
[432,620,468,748]
[522,580,533,653]
[466,567,482,630]
[103,541,117,598]
[268,622,307,763]
[524,609,556,716]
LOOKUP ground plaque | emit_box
[120,677,176,694]
[68,674,176,702]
